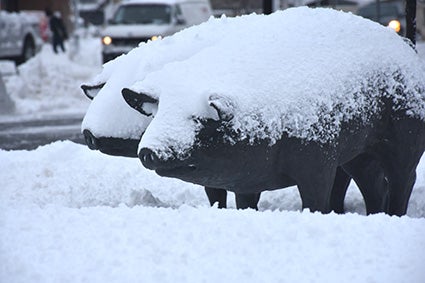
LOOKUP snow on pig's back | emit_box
[137,7,425,158]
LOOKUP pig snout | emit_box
[138,148,198,176]
[139,148,161,170]
[83,129,99,150]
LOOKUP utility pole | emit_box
[405,0,416,45]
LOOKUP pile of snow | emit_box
[134,8,425,157]
[1,141,425,282]
[0,37,101,121]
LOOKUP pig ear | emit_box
[122,88,159,117]
[81,83,105,100]
[208,94,234,122]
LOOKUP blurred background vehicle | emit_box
[356,0,406,34]
[100,0,212,63]
[79,0,108,26]
[79,0,121,26]
[0,10,44,64]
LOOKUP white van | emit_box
[100,0,212,63]
[0,10,43,64]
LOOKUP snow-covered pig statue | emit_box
[81,9,390,213]
[80,16,279,208]
[123,8,425,215]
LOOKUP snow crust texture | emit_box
[1,142,425,283]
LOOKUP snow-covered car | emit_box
[0,10,44,64]
[356,0,405,35]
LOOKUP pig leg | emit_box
[377,118,425,216]
[381,152,418,216]
[235,193,261,210]
[204,187,227,208]
[342,155,389,214]
[296,165,337,213]
[329,167,352,214]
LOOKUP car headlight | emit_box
[102,36,112,45]
[150,35,162,41]
[388,20,401,33]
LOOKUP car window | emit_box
[358,2,401,21]
[113,4,172,25]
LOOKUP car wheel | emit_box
[18,36,36,65]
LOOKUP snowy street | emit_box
[0,115,84,150]
[1,13,425,283]
[0,36,101,150]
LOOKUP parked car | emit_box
[356,0,405,35]
[100,0,212,63]
[0,10,44,64]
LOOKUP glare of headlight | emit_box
[388,20,401,33]
[102,36,112,45]
[150,35,162,41]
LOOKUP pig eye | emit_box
[81,83,105,100]
[191,116,220,128]
[193,117,222,141]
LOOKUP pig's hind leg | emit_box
[377,118,425,216]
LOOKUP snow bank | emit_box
[3,205,425,283]
[135,8,425,157]
[1,37,100,121]
[1,142,425,283]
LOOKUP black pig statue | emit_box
[123,8,425,215]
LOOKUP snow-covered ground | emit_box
[1,15,425,283]
[1,141,425,283]
[0,36,100,122]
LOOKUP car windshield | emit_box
[357,2,401,21]
[80,0,98,3]
[112,4,171,25]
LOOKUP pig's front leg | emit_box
[235,192,261,210]
[296,165,337,214]
[204,187,227,208]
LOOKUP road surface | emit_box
[0,115,85,150]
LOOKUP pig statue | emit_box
[123,8,425,215]
[80,12,243,157]
[83,81,382,212]
[81,9,390,213]
[81,70,230,209]
[81,17,248,208]
[123,88,389,213]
